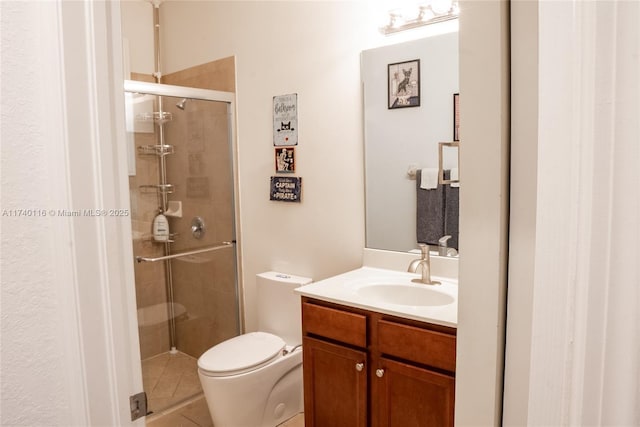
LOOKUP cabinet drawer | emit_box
[377,319,456,372]
[302,302,367,347]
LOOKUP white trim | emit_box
[45,1,91,424]
[57,1,143,424]
[85,0,122,421]
[502,1,538,424]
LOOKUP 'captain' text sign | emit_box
[270,176,302,203]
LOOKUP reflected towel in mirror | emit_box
[420,168,439,190]
[443,169,459,249]
[450,168,459,188]
[416,169,459,250]
[416,169,445,245]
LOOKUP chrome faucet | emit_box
[408,244,441,285]
[438,235,452,256]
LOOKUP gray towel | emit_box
[416,169,445,245]
[443,172,459,250]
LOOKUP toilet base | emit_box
[262,363,303,426]
[199,349,303,427]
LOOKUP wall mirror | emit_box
[362,29,459,253]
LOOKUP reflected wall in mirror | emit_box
[439,142,459,185]
[362,30,459,253]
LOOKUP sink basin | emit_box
[295,267,458,326]
[356,284,454,307]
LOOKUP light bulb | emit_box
[430,0,453,15]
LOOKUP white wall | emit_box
[159,1,377,330]
[120,1,154,76]
[1,2,83,424]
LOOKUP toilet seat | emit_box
[198,331,285,377]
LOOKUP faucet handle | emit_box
[437,235,452,256]
[438,235,452,246]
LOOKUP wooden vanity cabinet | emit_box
[301,297,456,427]
[302,337,368,427]
[374,357,455,426]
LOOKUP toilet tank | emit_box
[256,271,312,345]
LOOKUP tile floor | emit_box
[143,351,305,427]
[142,351,202,414]
[146,395,304,427]
[278,413,305,427]
[146,396,213,427]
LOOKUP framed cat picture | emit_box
[388,59,420,109]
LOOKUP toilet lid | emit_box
[198,332,285,376]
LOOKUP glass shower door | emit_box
[125,83,240,415]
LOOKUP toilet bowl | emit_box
[198,272,311,427]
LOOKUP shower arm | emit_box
[136,241,235,263]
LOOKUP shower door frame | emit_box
[125,80,235,107]
[124,79,245,342]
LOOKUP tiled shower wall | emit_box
[129,57,237,360]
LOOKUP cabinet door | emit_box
[303,336,367,427]
[373,357,455,427]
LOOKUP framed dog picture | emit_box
[388,59,420,109]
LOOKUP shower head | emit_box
[176,98,188,110]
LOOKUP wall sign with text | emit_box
[270,176,302,203]
[273,94,298,146]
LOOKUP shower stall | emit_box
[125,80,241,415]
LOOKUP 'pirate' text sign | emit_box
[270,176,302,203]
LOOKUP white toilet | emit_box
[198,271,311,427]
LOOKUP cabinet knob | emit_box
[355,362,364,372]
[376,368,385,378]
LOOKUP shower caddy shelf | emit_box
[139,183,174,195]
[136,111,173,124]
[140,233,179,244]
[138,135,175,197]
[137,144,175,156]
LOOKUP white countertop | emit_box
[295,266,458,328]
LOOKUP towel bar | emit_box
[136,241,234,263]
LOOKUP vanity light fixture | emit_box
[380,1,459,35]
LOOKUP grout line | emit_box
[142,350,203,416]
[180,398,209,427]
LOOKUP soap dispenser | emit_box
[152,212,170,242]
